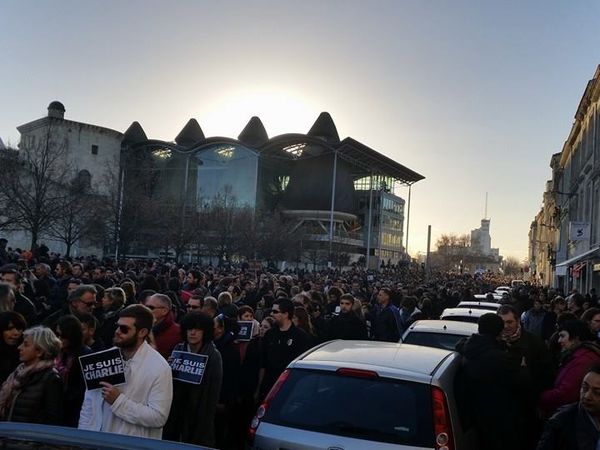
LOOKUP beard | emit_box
[114,333,138,349]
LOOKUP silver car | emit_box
[402,320,477,350]
[250,340,478,450]
[440,307,489,324]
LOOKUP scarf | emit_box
[0,359,55,419]
[501,323,522,344]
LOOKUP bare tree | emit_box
[0,127,71,249]
[44,172,106,257]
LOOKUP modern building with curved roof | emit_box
[120,112,424,267]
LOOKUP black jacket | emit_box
[164,342,223,447]
[373,305,400,342]
[536,403,598,450]
[458,333,532,450]
[0,342,20,385]
[328,312,368,340]
[7,366,63,424]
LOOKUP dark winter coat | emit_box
[328,311,368,340]
[164,341,223,447]
[97,306,124,349]
[536,403,598,450]
[214,332,241,405]
[458,333,532,450]
[0,342,20,384]
[373,305,400,342]
[6,367,63,424]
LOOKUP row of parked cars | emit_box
[251,292,508,450]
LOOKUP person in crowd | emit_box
[373,287,401,342]
[119,281,136,306]
[186,294,203,313]
[0,311,26,384]
[182,270,204,303]
[540,319,600,417]
[0,282,15,312]
[582,307,600,342]
[97,287,126,349]
[458,313,531,450]
[78,312,105,352]
[399,296,421,330]
[567,293,585,318]
[522,298,549,340]
[325,286,343,316]
[164,312,222,447]
[213,313,241,450]
[50,261,73,310]
[78,305,173,438]
[537,364,600,450]
[259,316,275,338]
[33,263,56,307]
[43,285,98,329]
[328,293,368,340]
[0,271,37,325]
[292,306,317,343]
[217,291,238,318]
[91,267,113,289]
[67,278,83,296]
[0,326,63,424]
[202,296,219,318]
[145,293,180,359]
[54,315,91,427]
[257,298,311,399]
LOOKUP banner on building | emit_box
[570,222,590,241]
[79,347,126,390]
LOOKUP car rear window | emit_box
[441,315,479,323]
[403,331,467,350]
[263,368,434,447]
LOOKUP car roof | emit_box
[0,423,208,450]
[441,307,489,318]
[458,301,499,308]
[404,319,478,335]
[293,340,456,379]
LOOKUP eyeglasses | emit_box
[116,324,133,334]
[146,305,166,311]
[79,300,96,307]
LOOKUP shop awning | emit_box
[555,246,600,268]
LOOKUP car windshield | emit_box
[403,331,467,350]
[263,368,434,447]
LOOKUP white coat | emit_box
[78,341,173,439]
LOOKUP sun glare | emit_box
[201,89,318,139]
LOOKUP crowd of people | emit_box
[0,239,599,449]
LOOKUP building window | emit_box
[91,144,98,155]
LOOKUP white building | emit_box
[471,218,500,257]
[3,101,122,255]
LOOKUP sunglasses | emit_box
[271,309,282,314]
[116,324,133,334]
[187,305,201,310]
[79,300,96,307]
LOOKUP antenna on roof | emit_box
[484,192,488,219]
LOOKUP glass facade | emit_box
[194,144,258,208]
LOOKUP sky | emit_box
[2,0,600,260]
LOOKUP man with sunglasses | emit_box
[43,284,97,329]
[145,294,180,360]
[79,304,173,438]
[257,298,311,400]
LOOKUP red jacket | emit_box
[540,343,600,416]
[153,313,181,360]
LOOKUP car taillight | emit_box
[431,386,454,450]
[248,369,291,444]
[336,367,379,379]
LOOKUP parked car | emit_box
[495,286,511,293]
[440,307,488,324]
[0,422,210,450]
[457,301,500,312]
[250,340,478,450]
[402,320,477,350]
[473,293,502,301]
